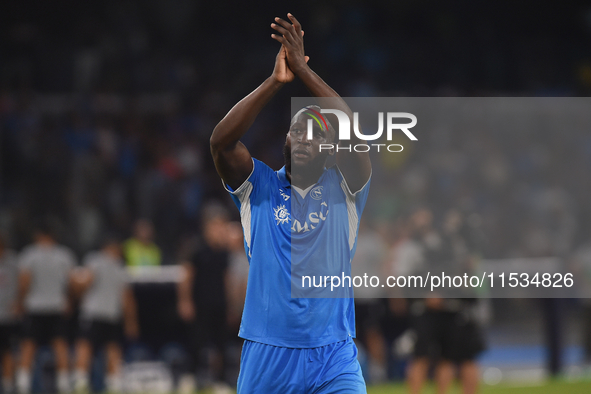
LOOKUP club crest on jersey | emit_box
[310,186,323,200]
[279,189,290,201]
[274,204,290,225]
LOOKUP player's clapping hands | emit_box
[271,13,309,83]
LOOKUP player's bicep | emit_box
[337,165,371,215]
[18,270,32,294]
[211,141,254,191]
[336,150,371,194]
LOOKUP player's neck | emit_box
[286,167,323,190]
[36,238,55,247]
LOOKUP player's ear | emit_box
[327,127,336,156]
[326,144,335,156]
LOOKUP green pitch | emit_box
[199,379,591,393]
[367,380,591,394]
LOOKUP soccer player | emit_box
[210,13,371,393]
[177,205,231,391]
[16,224,77,394]
[405,209,485,394]
[72,236,139,394]
[0,234,19,394]
[123,219,162,267]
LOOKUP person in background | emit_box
[16,223,77,394]
[0,234,19,394]
[225,221,249,335]
[404,208,451,394]
[438,210,485,394]
[406,209,485,394]
[72,236,139,394]
[569,237,591,368]
[123,219,162,267]
[351,219,388,383]
[177,205,231,393]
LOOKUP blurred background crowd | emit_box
[2,0,591,257]
[2,0,591,393]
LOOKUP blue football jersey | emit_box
[225,158,370,348]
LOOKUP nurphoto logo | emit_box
[306,109,418,152]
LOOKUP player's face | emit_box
[135,220,154,243]
[104,243,122,259]
[285,113,333,169]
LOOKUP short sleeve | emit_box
[336,167,372,252]
[223,158,272,209]
[4,250,18,269]
[119,263,131,284]
[63,248,77,269]
[18,249,34,271]
[222,158,275,258]
[82,252,99,271]
[82,252,93,268]
[337,167,372,216]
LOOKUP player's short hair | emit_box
[291,105,336,143]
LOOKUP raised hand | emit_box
[271,13,309,77]
[272,45,296,84]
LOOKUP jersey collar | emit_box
[277,165,331,190]
[277,166,291,188]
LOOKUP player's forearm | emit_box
[177,262,193,302]
[16,272,31,307]
[210,77,284,152]
[297,64,371,188]
[294,65,340,100]
[123,288,138,325]
[177,279,193,306]
[295,65,356,125]
[294,65,355,117]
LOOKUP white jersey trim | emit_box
[221,157,255,196]
[222,158,255,256]
[338,167,372,198]
[292,184,315,198]
[337,167,372,252]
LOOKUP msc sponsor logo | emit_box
[274,204,290,225]
[291,204,329,233]
[310,186,323,200]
